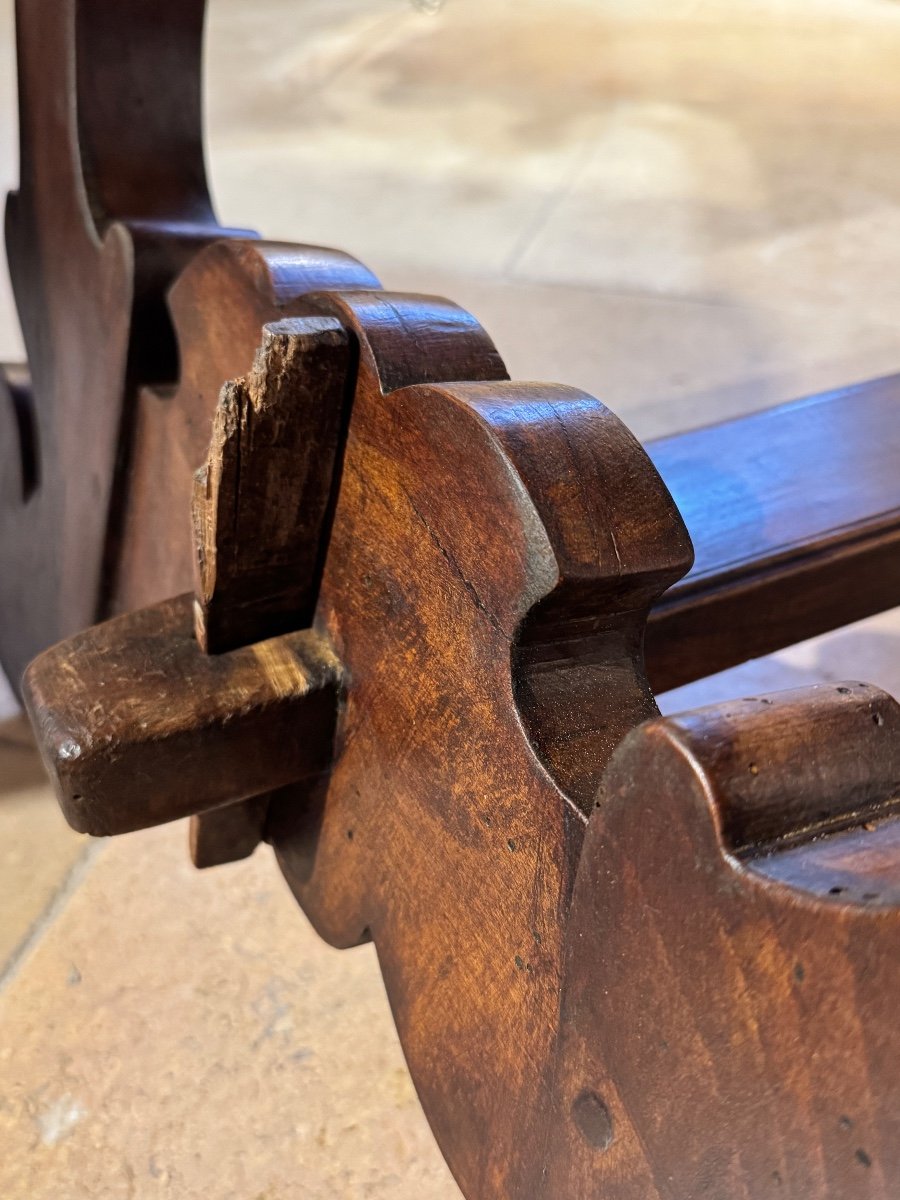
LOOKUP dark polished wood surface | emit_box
[648,376,900,690]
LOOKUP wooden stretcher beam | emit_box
[647,374,900,691]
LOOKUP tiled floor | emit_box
[3,1,900,1196]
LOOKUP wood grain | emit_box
[267,291,691,1198]
[110,239,380,615]
[192,316,350,654]
[647,376,900,691]
[23,594,340,836]
[547,682,900,1198]
[0,0,235,686]
[11,4,900,1194]
[0,1,380,692]
[23,278,900,1198]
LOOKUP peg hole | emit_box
[571,1089,614,1151]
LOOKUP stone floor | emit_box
[3,0,900,1195]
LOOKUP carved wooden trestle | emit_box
[5,3,900,1197]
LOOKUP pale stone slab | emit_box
[0,728,89,979]
[0,821,460,1199]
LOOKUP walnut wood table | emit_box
[4,4,900,1197]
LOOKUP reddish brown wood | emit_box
[265,294,690,1199]
[24,594,339,836]
[110,239,380,616]
[6,0,899,692]
[23,291,690,1196]
[192,316,350,654]
[188,314,352,863]
[20,278,900,1199]
[647,376,900,692]
[10,3,900,1197]
[111,238,378,868]
[189,794,271,869]
[546,682,900,1198]
[0,0,233,686]
[21,292,900,1197]
[0,0,380,692]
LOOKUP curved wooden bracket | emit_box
[547,682,900,1198]
[1,0,227,683]
[265,291,691,1198]
[1,0,379,683]
[22,288,900,1197]
[24,289,693,1198]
